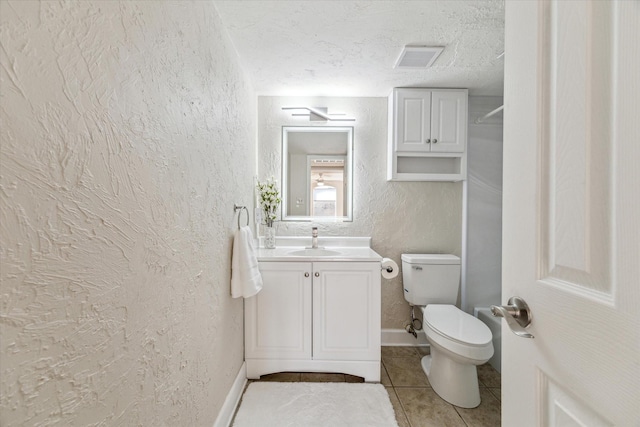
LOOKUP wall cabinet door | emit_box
[394,89,432,152]
[312,262,381,361]
[430,91,467,153]
[245,262,312,360]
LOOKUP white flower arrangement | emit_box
[256,177,281,227]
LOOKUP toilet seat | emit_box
[424,305,492,345]
[422,305,494,362]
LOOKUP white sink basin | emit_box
[287,249,343,257]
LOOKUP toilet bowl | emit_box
[421,304,493,408]
[401,254,494,408]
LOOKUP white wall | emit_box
[465,96,504,311]
[0,1,255,425]
[258,96,463,329]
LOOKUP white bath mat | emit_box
[232,382,399,427]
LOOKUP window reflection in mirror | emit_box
[282,126,353,221]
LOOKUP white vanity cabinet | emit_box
[245,260,381,382]
[388,88,468,181]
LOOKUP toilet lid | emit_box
[423,305,492,346]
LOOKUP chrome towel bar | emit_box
[234,204,249,229]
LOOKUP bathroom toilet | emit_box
[401,254,494,408]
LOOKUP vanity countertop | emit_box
[256,246,382,262]
[255,236,382,262]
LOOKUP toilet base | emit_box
[421,348,481,408]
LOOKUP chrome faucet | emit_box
[311,227,318,249]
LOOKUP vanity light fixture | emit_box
[282,106,355,122]
[394,46,444,69]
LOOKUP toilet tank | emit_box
[401,254,461,306]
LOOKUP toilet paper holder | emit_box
[380,257,399,279]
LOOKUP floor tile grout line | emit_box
[391,386,415,427]
[391,384,432,388]
[453,406,472,427]
[387,386,412,427]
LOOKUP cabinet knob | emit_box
[432,138,438,143]
[314,272,320,277]
[304,272,310,277]
[426,139,431,143]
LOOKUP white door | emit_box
[312,262,380,362]
[502,1,639,425]
[430,90,467,153]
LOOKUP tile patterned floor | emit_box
[247,346,502,427]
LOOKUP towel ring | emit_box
[234,204,249,229]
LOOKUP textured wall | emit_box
[258,97,462,329]
[0,1,255,425]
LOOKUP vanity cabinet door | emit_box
[245,262,312,360]
[312,262,381,361]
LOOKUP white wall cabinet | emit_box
[245,261,381,381]
[388,88,468,181]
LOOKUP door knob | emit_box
[491,296,534,339]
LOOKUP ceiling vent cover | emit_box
[394,46,444,69]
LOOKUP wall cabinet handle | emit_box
[432,138,438,143]
[426,139,431,143]
[304,272,309,277]
[314,272,320,277]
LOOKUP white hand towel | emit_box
[231,226,263,298]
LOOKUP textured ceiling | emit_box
[214,0,505,97]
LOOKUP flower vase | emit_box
[264,225,276,249]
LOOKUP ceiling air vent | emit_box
[394,46,444,69]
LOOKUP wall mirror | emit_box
[282,126,353,222]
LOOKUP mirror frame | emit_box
[281,126,354,222]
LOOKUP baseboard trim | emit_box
[381,328,429,347]
[213,361,247,427]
